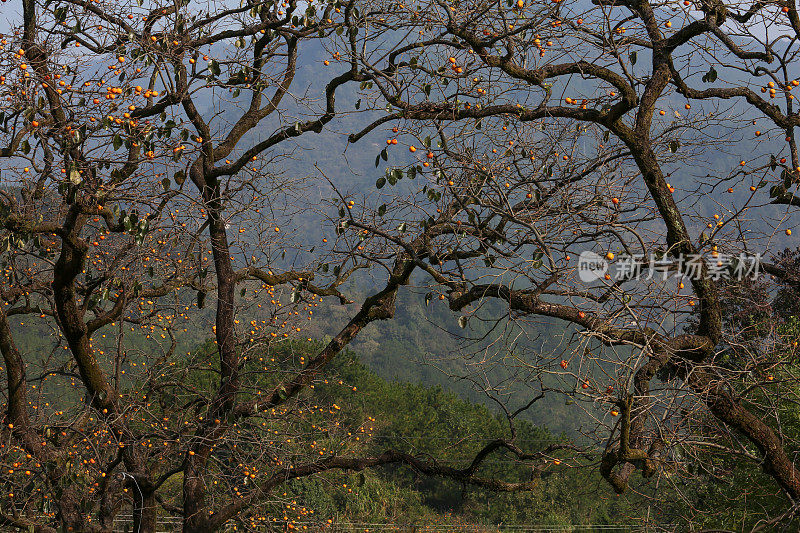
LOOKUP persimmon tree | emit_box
[332,0,800,526]
[0,0,596,531]
[0,0,366,530]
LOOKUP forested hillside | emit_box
[149,339,791,531]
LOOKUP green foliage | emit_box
[207,339,644,529]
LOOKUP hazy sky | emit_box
[0,1,20,34]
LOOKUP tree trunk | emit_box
[131,488,157,533]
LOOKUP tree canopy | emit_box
[1,0,800,530]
